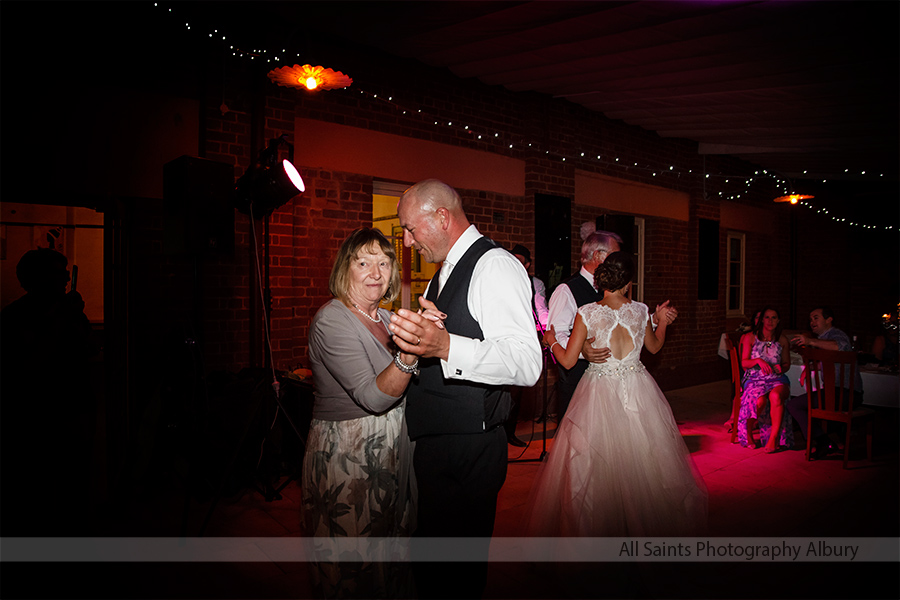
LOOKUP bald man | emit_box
[389,179,542,598]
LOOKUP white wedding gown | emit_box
[524,301,707,537]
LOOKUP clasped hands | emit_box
[654,300,678,325]
[389,297,450,361]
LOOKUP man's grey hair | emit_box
[580,221,596,241]
[581,230,623,263]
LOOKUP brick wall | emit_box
[276,170,375,369]
[128,38,892,392]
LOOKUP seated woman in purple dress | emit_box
[738,306,794,453]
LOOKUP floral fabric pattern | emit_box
[737,339,794,448]
[301,404,415,598]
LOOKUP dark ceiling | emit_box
[4,1,897,191]
[275,0,899,184]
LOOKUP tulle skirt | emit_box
[523,363,707,537]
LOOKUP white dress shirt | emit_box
[425,225,542,387]
[532,276,550,330]
[547,266,594,355]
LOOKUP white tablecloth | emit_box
[787,364,899,408]
[720,333,898,407]
[717,333,730,360]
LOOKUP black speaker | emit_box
[163,156,235,255]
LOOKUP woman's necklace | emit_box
[352,303,381,323]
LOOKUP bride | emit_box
[525,251,707,537]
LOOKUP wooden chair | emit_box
[801,347,875,469]
[725,335,743,443]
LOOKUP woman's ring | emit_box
[415,337,421,345]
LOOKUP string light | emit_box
[154,1,896,232]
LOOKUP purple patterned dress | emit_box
[737,338,794,448]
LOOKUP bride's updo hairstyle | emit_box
[594,251,634,293]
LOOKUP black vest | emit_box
[564,271,602,308]
[405,237,511,439]
[560,272,601,372]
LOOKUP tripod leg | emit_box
[538,351,553,459]
[509,348,553,463]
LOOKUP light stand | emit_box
[198,136,307,534]
[242,199,306,499]
[509,310,556,463]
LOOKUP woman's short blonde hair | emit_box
[329,228,401,304]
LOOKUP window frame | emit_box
[726,231,745,317]
[632,217,645,302]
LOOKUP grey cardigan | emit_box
[307,299,403,420]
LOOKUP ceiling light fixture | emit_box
[773,193,814,204]
[772,173,814,204]
[267,64,352,91]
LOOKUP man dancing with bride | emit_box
[525,251,707,537]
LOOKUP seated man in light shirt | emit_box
[787,306,864,459]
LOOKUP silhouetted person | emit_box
[1,248,98,535]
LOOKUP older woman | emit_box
[302,227,419,598]
[737,305,793,453]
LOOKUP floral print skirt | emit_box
[738,372,794,449]
[301,404,416,598]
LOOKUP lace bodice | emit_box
[578,301,648,369]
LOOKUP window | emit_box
[726,231,745,316]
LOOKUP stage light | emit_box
[282,159,305,191]
[234,135,304,217]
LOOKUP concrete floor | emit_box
[4,379,898,599]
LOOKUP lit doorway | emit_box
[372,181,438,311]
